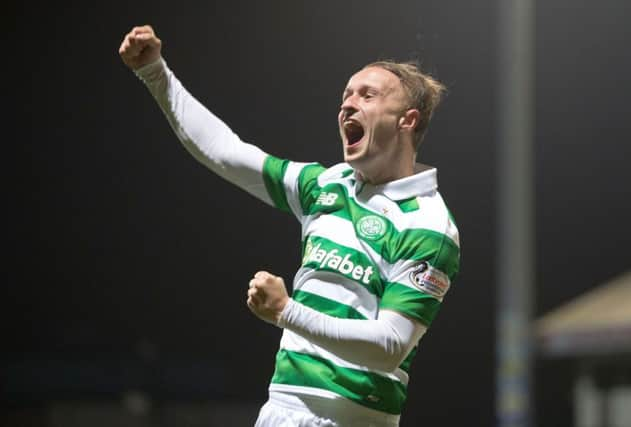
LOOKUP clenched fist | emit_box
[247,271,289,325]
[118,25,162,70]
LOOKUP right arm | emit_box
[119,25,272,204]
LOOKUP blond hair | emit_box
[365,60,446,147]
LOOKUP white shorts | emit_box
[254,391,400,427]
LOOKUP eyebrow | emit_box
[342,84,382,99]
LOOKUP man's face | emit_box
[338,66,411,182]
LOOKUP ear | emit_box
[398,109,420,132]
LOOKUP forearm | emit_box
[134,58,270,201]
[278,299,427,372]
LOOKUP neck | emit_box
[355,136,417,184]
[356,160,415,185]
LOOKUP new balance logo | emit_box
[316,192,338,206]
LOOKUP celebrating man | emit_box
[119,25,460,427]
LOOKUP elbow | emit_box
[365,336,408,373]
[366,312,427,372]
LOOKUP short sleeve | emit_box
[379,230,460,326]
[262,155,326,220]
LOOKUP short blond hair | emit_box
[365,60,446,147]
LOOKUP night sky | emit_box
[4,1,630,425]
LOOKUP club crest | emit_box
[356,215,387,241]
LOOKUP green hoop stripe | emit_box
[292,290,367,320]
[380,282,442,326]
[396,196,420,213]
[398,347,417,374]
[271,349,407,415]
[262,156,291,213]
[297,163,328,212]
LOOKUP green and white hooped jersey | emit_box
[262,156,460,416]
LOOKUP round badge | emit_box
[356,215,387,241]
[409,261,429,286]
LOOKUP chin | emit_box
[344,152,370,172]
[343,149,363,166]
[343,137,370,162]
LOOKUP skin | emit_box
[247,271,289,325]
[338,67,420,185]
[119,26,422,324]
[119,25,162,70]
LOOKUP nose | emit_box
[340,97,358,119]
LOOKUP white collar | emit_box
[350,163,438,200]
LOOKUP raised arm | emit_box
[119,25,272,203]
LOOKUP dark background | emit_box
[3,0,630,425]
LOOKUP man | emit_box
[119,25,460,427]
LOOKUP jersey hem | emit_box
[268,386,401,426]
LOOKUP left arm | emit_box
[247,271,426,373]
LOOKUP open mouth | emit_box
[343,120,365,146]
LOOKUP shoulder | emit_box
[295,162,353,194]
[384,191,460,279]
[388,190,459,249]
[315,162,354,187]
[413,191,459,247]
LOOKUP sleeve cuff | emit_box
[134,57,167,84]
[277,298,297,328]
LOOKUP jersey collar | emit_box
[350,163,438,200]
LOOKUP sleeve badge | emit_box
[409,261,451,299]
